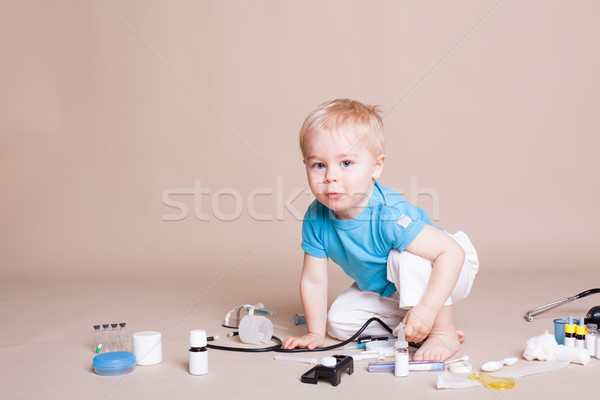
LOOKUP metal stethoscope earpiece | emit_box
[524,288,600,322]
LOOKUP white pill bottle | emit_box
[189,329,209,375]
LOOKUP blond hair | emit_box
[299,99,384,159]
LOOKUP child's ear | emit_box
[372,154,385,179]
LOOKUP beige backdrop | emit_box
[1,0,599,279]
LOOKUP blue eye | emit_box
[341,160,352,167]
[314,163,325,169]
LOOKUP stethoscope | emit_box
[524,288,600,322]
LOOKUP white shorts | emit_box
[326,231,479,340]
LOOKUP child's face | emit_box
[303,128,384,220]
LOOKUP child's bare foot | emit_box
[412,329,461,361]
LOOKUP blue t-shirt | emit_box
[301,181,440,297]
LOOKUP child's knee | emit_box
[326,309,356,340]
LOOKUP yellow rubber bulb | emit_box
[469,372,516,390]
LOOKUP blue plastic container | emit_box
[93,351,136,376]
[553,317,579,345]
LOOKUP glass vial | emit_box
[585,324,597,356]
[102,324,111,352]
[93,325,102,353]
[394,340,409,377]
[189,330,208,375]
[111,323,120,351]
[119,323,129,352]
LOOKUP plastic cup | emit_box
[238,315,273,344]
[554,318,579,345]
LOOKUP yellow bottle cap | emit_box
[565,324,576,334]
[575,325,586,335]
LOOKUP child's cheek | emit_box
[309,170,322,180]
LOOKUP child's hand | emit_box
[282,333,324,350]
[402,303,437,343]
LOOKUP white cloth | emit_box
[327,231,479,340]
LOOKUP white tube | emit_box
[350,352,381,361]
[365,342,395,357]
[409,361,445,371]
[349,349,391,361]
[274,355,318,364]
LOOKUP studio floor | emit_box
[1,265,598,400]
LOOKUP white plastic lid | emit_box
[321,356,337,367]
[238,315,273,345]
[395,340,408,348]
[190,329,207,347]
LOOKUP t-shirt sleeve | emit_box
[301,202,328,258]
[379,204,427,252]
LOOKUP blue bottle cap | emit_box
[93,351,136,368]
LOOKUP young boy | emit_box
[282,99,479,361]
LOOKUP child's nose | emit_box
[323,169,338,184]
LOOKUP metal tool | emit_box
[524,288,600,321]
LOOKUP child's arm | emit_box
[281,252,328,350]
[402,225,465,343]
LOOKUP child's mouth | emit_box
[327,192,343,199]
